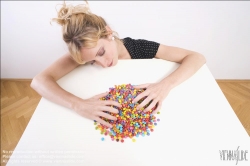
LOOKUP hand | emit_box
[74,92,122,128]
[132,82,171,114]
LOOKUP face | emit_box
[81,37,119,68]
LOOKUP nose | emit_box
[96,58,108,68]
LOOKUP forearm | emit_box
[30,75,82,111]
[161,53,206,89]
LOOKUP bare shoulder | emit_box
[54,52,80,69]
[37,53,80,81]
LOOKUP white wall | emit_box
[1,1,250,79]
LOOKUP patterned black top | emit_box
[122,37,160,59]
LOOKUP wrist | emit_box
[161,77,176,90]
[71,97,85,113]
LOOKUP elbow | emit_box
[30,74,47,93]
[30,75,40,92]
[199,53,206,65]
[193,52,206,66]
[182,52,206,65]
[30,73,54,94]
[184,53,206,68]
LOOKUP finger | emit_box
[98,111,117,121]
[152,102,162,114]
[144,99,158,112]
[133,83,150,89]
[132,91,149,104]
[93,91,109,99]
[100,106,119,114]
[136,96,153,110]
[101,100,122,108]
[95,117,113,128]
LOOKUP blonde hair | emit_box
[51,0,120,64]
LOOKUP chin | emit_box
[113,59,118,66]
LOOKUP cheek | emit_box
[105,43,117,59]
[112,45,119,58]
[108,47,116,58]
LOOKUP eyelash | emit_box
[100,50,105,56]
[91,49,105,65]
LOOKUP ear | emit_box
[105,26,113,39]
[105,25,112,33]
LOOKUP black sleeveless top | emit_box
[122,37,160,59]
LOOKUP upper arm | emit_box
[155,44,200,63]
[35,53,80,81]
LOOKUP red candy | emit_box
[94,84,160,142]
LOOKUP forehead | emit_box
[81,39,106,62]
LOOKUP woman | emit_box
[31,1,206,128]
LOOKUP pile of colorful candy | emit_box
[94,84,160,143]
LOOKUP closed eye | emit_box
[90,48,105,65]
[99,49,105,56]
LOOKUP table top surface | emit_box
[7,59,250,166]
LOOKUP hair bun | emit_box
[51,0,91,26]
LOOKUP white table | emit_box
[6,59,250,166]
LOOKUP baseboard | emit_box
[1,79,33,81]
[216,79,250,82]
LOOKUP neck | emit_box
[117,39,129,59]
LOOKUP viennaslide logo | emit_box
[219,146,248,165]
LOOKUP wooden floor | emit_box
[216,80,250,135]
[1,79,250,165]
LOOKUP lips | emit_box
[108,60,113,67]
